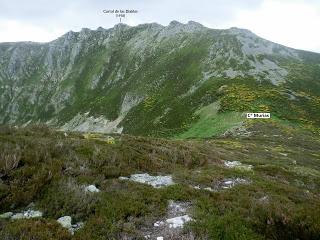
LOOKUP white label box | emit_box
[246,113,270,119]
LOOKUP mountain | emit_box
[1,21,320,137]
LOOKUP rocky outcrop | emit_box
[0,209,43,220]
[57,216,84,235]
[119,173,174,188]
[144,200,193,239]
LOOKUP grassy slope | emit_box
[0,123,319,239]
[176,101,243,139]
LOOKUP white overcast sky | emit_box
[0,0,319,52]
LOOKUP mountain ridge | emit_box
[0,20,319,137]
[1,20,319,56]
[1,20,317,53]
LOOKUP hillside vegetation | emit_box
[0,123,319,239]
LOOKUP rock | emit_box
[221,178,249,189]
[71,222,84,234]
[166,215,192,228]
[224,160,241,168]
[168,200,190,215]
[224,180,234,185]
[192,185,214,192]
[144,201,192,238]
[193,178,250,192]
[11,213,24,220]
[57,216,84,235]
[119,176,129,180]
[157,237,164,240]
[57,216,72,229]
[84,185,100,193]
[203,187,214,192]
[224,161,253,171]
[259,196,269,203]
[0,212,13,219]
[119,173,174,188]
[154,221,164,227]
[24,210,43,218]
[222,124,252,137]
[11,210,43,219]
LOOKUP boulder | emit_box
[57,216,84,235]
[57,216,72,229]
[84,185,100,193]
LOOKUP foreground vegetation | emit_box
[0,122,319,239]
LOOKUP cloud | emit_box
[0,20,65,43]
[0,0,319,52]
[228,0,320,52]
